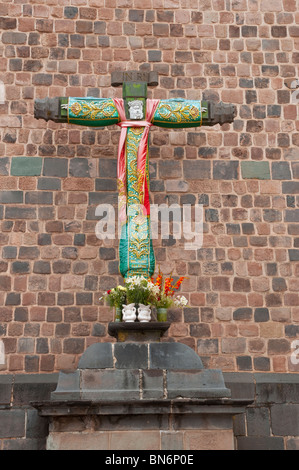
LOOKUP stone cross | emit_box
[34,71,236,280]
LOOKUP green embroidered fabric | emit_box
[68,98,120,127]
[119,127,155,279]
[152,98,205,128]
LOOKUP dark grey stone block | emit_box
[25,191,53,205]
[149,342,204,370]
[173,413,232,430]
[246,407,271,436]
[43,158,68,177]
[2,246,17,259]
[167,369,231,399]
[272,162,291,180]
[2,438,46,450]
[289,249,299,261]
[237,436,284,450]
[142,369,164,400]
[114,343,148,369]
[233,308,252,321]
[51,370,80,400]
[26,409,49,438]
[0,375,13,405]
[69,158,93,178]
[93,413,168,431]
[81,369,140,400]
[233,413,246,436]
[213,161,239,180]
[0,410,25,438]
[13,373,59,405]
[271,404,299,436]
[37,177,61,190]
[78,343,113,369]
[183,160,211,180]
[5,207,37,219]
[0,191,23,203]
[223,372,255,400]
[254,373,299,404]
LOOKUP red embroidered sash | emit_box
[113,98,160,223]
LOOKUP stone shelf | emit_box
[108,321,171,342]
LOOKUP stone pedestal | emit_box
[32,323,251,450]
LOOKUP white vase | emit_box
[137,304,151,322]
[122,303,136,322]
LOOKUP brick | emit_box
[272,162,291,180]
[271,405,299,435]
[32,74,53,86]
[285,210,299,222]
[25,192,53,205]
[0,191,23,204]
[183,161,211,179]
[11,157,42,176]
[233,308,252,321]
[213,161,239,180]
[282,182,299,194]
[64,6,78,19]
[221,338,246,354]
[241,162,270,180]
[129,10,144,22]
[2,32,27,45]
[42,158,68,177]
[254,308,270,322]
[6,207,37,220]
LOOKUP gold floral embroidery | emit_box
[70,102,82,116]
[156,101,201,124]
[69,100,118,120]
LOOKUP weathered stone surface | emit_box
[0,375,13,405]
[167,369,231,398]
[237,436,284,450]
[78,343,113,369]
[114,343,148,369]
[184,430,234,450]
[13,373,59,405]
[81,369,140,400]
[47,431,109,450]
[223,373,255,400]
[142,369,164,399]
[255,373,299,404]
[51,370,80,401]
[149,342,204,370]
[0,410,25,438]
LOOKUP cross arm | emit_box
[152,99,236,129]
[34,97,120,127]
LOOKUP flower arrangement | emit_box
[124,275,159,306]
[99,271,188,323]
[102,285,127,309]
[150,270,188,309]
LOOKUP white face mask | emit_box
[128,100,143,120]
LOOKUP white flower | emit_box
[174,295,188,307]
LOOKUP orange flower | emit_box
[174,277,185,290]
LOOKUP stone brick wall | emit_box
[0,0,299,374]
